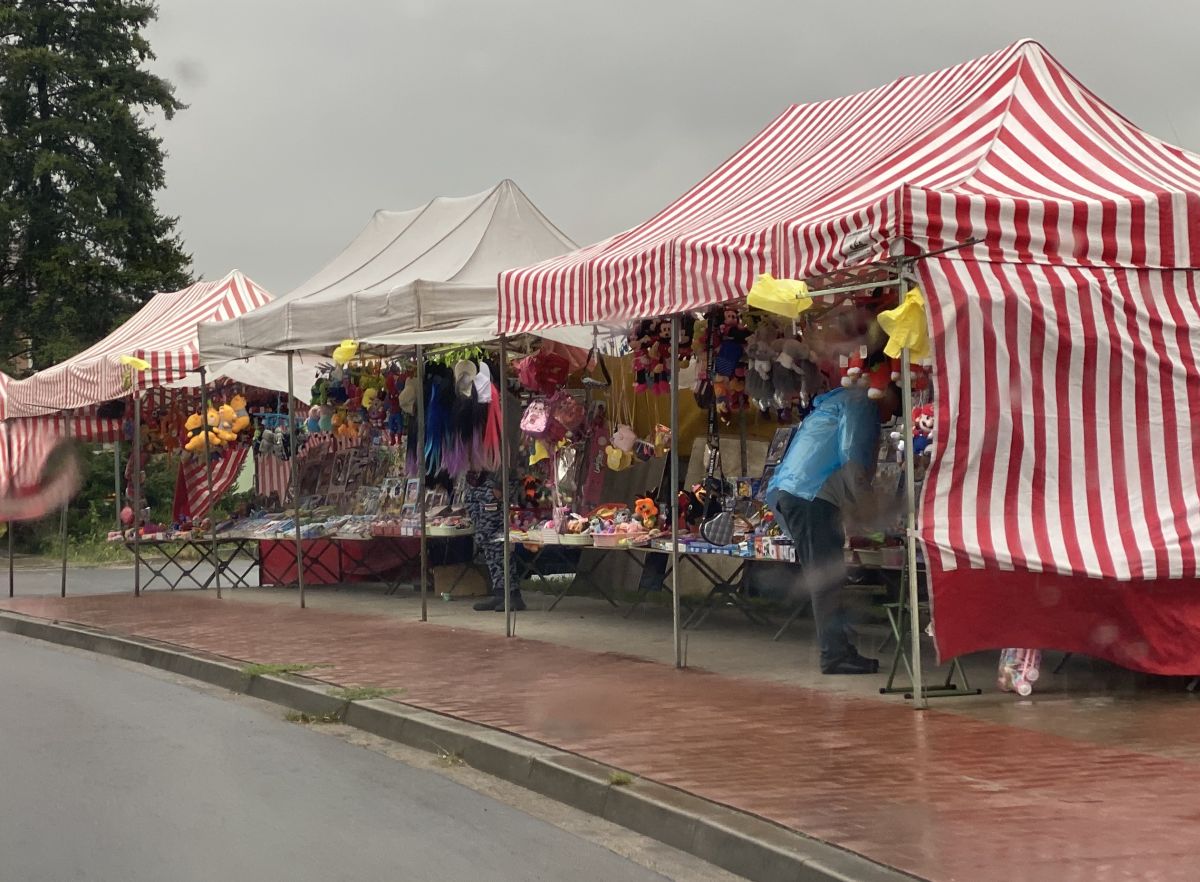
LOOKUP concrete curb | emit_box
[0,611,917,882]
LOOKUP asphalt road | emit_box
[0,634,723,882]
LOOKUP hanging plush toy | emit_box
[184,412,220,454]
[258,427,279,457]
[215,404,238,444]
[605,424,638,471]
[305,406,321,434]
[678,315,696,365]
[650,320,673,395]
[744,325,779,412]
[204,407,226,447]
[840,345,869,390]
[230,394,251,434]
[712,308,751,418]
[912,404,935,456]
[629,320,656,393]
[865,358,901,400]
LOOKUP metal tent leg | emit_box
[199,367,221,599]
[59,411,71,597]
[287,352,305,609]
[416,345,428,622]
[899,280,925,709]
[670,315,683,669]
[6,420,12,598]
[499,335,513,637]
[133,395,142,597]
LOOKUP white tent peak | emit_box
[285,179,575,304]
[198,180,582,358]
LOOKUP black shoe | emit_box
[493,594,526,612]
[821,654,880,675]
[473,597,501,611]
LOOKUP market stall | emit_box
[197,181,587,625]
[500,40,1200,698]
[0,269,286,596]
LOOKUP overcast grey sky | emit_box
[145,0,1200,295]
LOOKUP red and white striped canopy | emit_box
[500,40,1200,329]
[502,40,1200,674]
[3,270,271,419]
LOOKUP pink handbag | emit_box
[520,399,550,436]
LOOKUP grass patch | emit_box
[285,710,341,725]
[328,685,399,703]
[608,771,634,787]
[240,662,330,680]
[65,538,134,566]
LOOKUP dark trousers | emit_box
[775,492,855,666]
[466,499,519,600]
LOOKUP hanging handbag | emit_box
[691,311,720,410]
[519,399,550,436]
[700,509,735,546]
[697,402,732,537]
[548,390,584,433]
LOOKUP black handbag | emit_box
[698,403,734,541]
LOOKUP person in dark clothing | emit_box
[463,470,525,612]
[766,383,900,674]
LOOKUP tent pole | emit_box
[133,396,142,596]
[416,345,428,622]
[6,420,13,598]
[670,315,683,668]
[59,411,71,597]
[498,335,512,637]
[287,352,305,609]
[114,436,122,531]
[199,367,222,599]
[900,330,926,709]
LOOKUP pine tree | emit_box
[0,0,191,372]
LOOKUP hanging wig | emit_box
[479,384,503,472]
[444,370,478,478]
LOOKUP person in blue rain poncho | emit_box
[766,373,902,675]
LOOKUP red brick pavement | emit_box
[4,592,1199,882]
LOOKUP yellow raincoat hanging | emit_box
[876,287,931,360]
[746,274,813,319]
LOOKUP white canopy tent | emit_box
[196,180,590,621]
[197,180,590,359]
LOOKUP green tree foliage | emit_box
[0,0,191,371]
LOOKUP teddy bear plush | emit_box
[215,404,238,444]
[230,394,251,434]
[184,412,220,454]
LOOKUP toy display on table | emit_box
[559,511,594,545]
[997,648,1042,696]
[588,503,655,547]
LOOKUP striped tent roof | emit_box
[499,39,1200,331]
[501,40,1200,674]
[4,270,271,419]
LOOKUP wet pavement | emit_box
[3,574,1200,882]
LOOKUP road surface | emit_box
[0,633,739,882]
